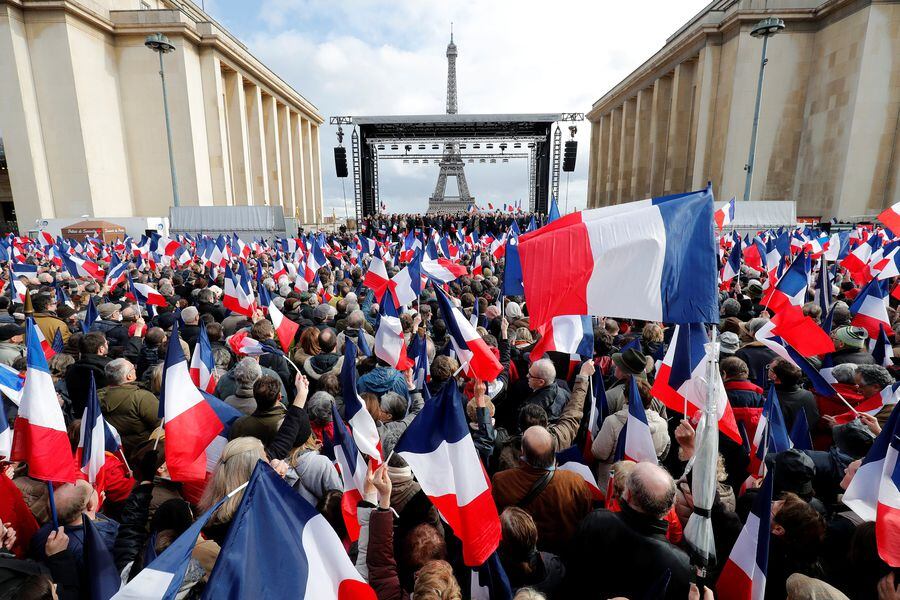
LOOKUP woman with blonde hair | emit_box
[199,436,288,545]
[412,560,462,600]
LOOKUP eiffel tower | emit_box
[426,27,474,214]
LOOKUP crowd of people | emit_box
[0,212,898,600]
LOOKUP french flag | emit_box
[75,373,121,485]
[434,287,502,381]
[202,462,376,599]
[362,256,391,302]
[391,253,423,308]
[720,238,742,290]
[716,470,773,600]
[842,402,900,566]
[763,253,810,313]
[651,323,742,444]
[0,363,25,406]
[743,236,767,273]
[422,257,468,283]
[127,275,168,307]
[340,340,383,463]
[528,315,594,362]
[189,321,218,394]
[34,324,56,360]
[105,255,129,291]
[749,387,793,475]
[715,197,736,231]
[754,320,839,398]
[223,265,255,317]
[871,325,894,368]
[62,253,105,280]
[160,322,226,482]
[10,318,76,482]
[850,277,891,339]
[471,253,483,277]
[842,235,880,275]
[271,256,287,282]
[304,242,327,283]
[583,373,610,463]
[622,376,659,464]
[374,297,414,371]
[322,401,369,542]
[556,445,603,501]
[877,200,900,234]
[518,188,718,328]
[0,399,11,460]
[258,287,299,353]
[394,382,501,566]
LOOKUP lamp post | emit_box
[145,33,180,207]
[742,17,785,202]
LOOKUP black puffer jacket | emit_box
[525,382,570,422]
[258,339,296,398]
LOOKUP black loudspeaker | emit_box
[563,140,577,172]
[334,146,348,178]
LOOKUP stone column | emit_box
[278,103,296,220]
[597,113,611,206]
[244,82,269,205]
[648,75,673,197]
[665,60,695,194]
[290,112,308,223]
[587,119,602,208]
[617,97,637,201]
[200,52,232,205]
[310,123,324,224]
[606,106,622,204]
[301,117,316,224]
[691,45,719,191]
[223,70,251,205]
[262,94,282,207]
[632,87,653,200]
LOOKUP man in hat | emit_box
[718,331,740,363]
[32,293,70,345]
[830,325,874,366]
[90,302,129,349]
[0,324,25,367]
[855,364,896,427]
[606,347,667,418]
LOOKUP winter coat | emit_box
[112,481,153,573]
[565,503,691,600]
[502,552,566,599]
[813,383,865,449]
[492,463,594,555]
[180,324,200,355]
[776,383,819,431]
[215,365,286,401]
[224,387,257,415]
[33,312,70,346]
[358,366,410,399]
[229,404,287,446]
[525,382,570,422]
[0,547,79,600]
[735,343,779,389]
[0,341,24,366]
[29,516,119,574]
[90,319,129,348]
[726,379,765,446]
[258,338,296,398]
[136,342,162,379]
[99,382,160,458]
[365,508,408,600]
[336,327,375,354]
[606,377,668,421]
[830,347,875,366]
[376,390,424,457]
[592,407,670,490]
[286,449,342,506]
[302,352,344,393]
[66,353,111,416]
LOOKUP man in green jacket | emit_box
[99,358,160,459]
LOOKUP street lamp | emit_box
[145,33,180,207]
[742,17,785,202]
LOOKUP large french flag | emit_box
[716,470,773,600]
[623,376,659,464]
[754,320,838,398]
[651,323,741,444]
[268,301,299,353]
[374,297,414,371]
[127,275,168,307]
[528,315,594,362]
[105,254,129,291]
[0,363,25,406]
[160,322,225,482]
[362,256,391,302]
[189,321,218,395]
[518,188,718,328]
[75,373,120,485]
[322,401,368,542]
[394,382,501,566]
[391,253,423,308]
[11,318,75,482]
[843,402,900,566]
[62,253,105,280]
[434,287,502,382]
[850,277,891,339]
[202,461,376,599]
[340,340,383,463]
[878,201,900,237]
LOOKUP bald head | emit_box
[624,462,676,520]
[521,426,555,470]
[54,480,94,525]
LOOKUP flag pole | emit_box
[46,481,59,530]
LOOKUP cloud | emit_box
[225,0,710,216]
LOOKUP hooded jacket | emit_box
[302,353,344,391]
[358,366,409,399]
[99,383,160,458]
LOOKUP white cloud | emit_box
[239,0,710,216]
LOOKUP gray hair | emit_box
[233,357,262,385]
[856,364,894,389]
[105,358,135,385]
[347,309,365,328]
[181,306,199,324]
[830,363,858,385]
[720,298,741,317]
[747,317,769,336]
[158,283,175,297]
[307,391,335,424]
[380,391,408,421]
[626,463,676,520]
[531,358,556,382]
[198,288,215,304]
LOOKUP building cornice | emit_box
[0,0,323,124]
[586,0,866,121]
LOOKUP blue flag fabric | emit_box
[83,514,120,600]
[501,221,524,296]
[470,551,513,600]
[788,409,812,451]
[548,197,560,222]
[82,295,99,334]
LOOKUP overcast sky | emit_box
[207,0,711,216]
